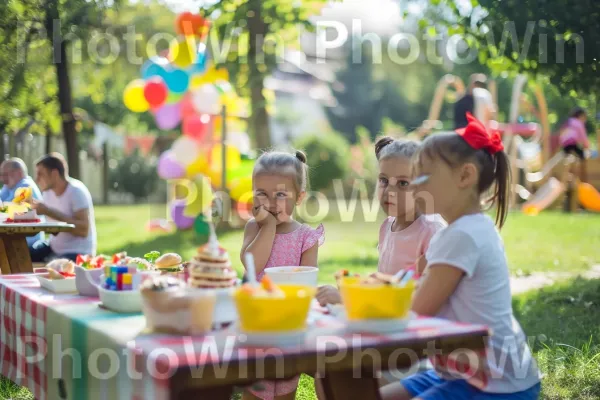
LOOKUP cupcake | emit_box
[188,243,237,289]
[140,276,189,334]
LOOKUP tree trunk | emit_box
[247,1,271,150]
[45,125,52,154]
[46,2,80,178]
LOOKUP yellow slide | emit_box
[522,177,566,215]
[578,183,600,212]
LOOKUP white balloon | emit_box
[226,132,251,155]
[191,84,222,115]
[171,137,200,166]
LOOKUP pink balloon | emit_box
[182,114,211,141]
[154,103,181,130]
[180,94,196,119]
[157,151,185,179]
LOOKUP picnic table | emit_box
[0,223,75,274]
[0,274,490,400]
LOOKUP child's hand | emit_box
[253,205,277,227]
[316,285,342,306]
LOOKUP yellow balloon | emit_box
[190,65,230,88]
[183,176,214,217]
[123,79,149,113]
[170,36,197,68]
[185,155,209,178]
[229,176,253,202]
[211,144,241,172]
[206,166,229,188]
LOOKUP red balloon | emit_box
[143,78,168,107]
[182,114,211,141]
[180,94,196,119]
[176,12,209,37]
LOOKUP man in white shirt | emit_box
[29,153,97,262]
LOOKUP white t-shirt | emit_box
[473,87,494,125]
[44,179,97,256]
[426,214,541,393]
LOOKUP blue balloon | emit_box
[141,57,171,80]
[188,50,207,74]
[164,69,190,94]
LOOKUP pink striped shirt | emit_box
[559,118,589,148]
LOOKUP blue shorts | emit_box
[402,370,541,400]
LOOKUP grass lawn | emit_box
[1,205,600,399]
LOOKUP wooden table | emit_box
[0,274,490,400]
[0,223,74,274]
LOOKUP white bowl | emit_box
[264,266,319,287]
[37,275,77,293]
[98,286,142,313]
[0,213,9,223]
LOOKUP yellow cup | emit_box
[234,284,316,333]
[340,277,415,320]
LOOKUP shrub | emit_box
[109,147,159,201]
[294,131,350,193]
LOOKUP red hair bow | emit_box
[455,113,504,155]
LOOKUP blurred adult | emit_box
[0,157,45,245]
[454,74,496,128]
[29,153,97,262]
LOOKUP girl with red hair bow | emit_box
[380,113,541,400]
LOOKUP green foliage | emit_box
[294,131,350,192]
[453,0,600,94]
[109,147,159,201]
[325,45,386,143]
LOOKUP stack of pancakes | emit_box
[188,244,237,289]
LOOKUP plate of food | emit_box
[37,259,78,293]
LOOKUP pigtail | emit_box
[491,150,511,229]
[374,136,395,160]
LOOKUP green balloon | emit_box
[166,91,184,104]
[228,159,255,181]
[194,214,211,236]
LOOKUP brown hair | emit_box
[36,152,68,179]
[417,132,511,228]
[253,150,309,194]
[375,136,420,161]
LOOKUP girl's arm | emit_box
[240,219,276,275]
[300,243,319,266]
[410,264,464,316]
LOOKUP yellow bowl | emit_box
[234,284,316,333]
[340,277,415,320]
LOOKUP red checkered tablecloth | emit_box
[1,275,490,400]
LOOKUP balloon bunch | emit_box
[123,12,254,231]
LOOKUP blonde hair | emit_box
[253,150,309,194]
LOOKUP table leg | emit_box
[0,234,33,274]
[319,370,382,400]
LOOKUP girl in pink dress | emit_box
[240,150,325,400]
[316,137,445,307]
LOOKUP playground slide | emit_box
[525,152,566,183]
[521,177,565,215]
[578,183,600,212]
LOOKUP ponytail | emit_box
[491,151,511,229]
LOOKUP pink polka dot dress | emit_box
[250,223,325,399]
